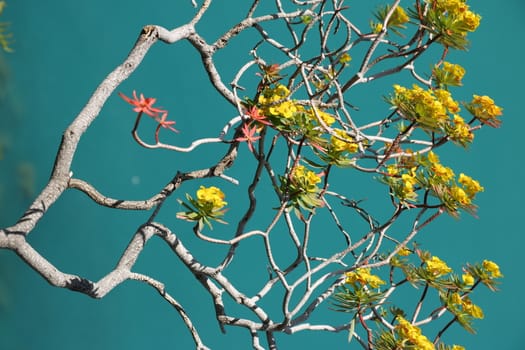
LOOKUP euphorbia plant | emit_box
[1,1,505,349]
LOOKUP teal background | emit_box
[1,1,523,349]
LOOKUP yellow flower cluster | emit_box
[392,84,460,132]
[397,247,412,256]
[450,186,470,206]
[450,293,484,319]
[428,151,454,183]
[434,89,460,114]
[434,0,481,32]
[259,83,289,102]
[282,164,324,212]
[396,317,435,350]
[441,62,466,86]
[391,83,494,147]
[389,6,409,26]
[468,95,503,127]
[330,129,358,153]
[462,272,474,286]
[258,84,297,119]
[258,84,336,127]
[386,164,419,203]
[483,260,503,278]
[196,186,227,211]
[423,0,481,49]
[292,165,322,193]
[458,174,483,197]
[425,256,452,277]
[448,114,474,145]
[177,186,228,228]
[449,173,483,206]
[345,268,385,289]
[383,150,484,213]
[310,108,336,126]
[401,170,418,200]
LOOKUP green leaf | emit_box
[302,157,326,169]
[347,319,355,343]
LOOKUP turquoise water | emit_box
[1,1,524,349]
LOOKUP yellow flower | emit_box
[330,129,358,153]
[306,170,322,186]
[390,6,409,26]
[196,186,227,210]
[391,166,419,202]
[483,260,503,278]
[401,171,418,194]
[292,165,322,193]
[398,247,412,256]
[451,345,465,350]
[437,0,468,13]
[462,272,474,286]
[339,52,352,64]
[442,61,465,85]
[432,163,454,182]
[450,293,484,319]
[460,10,481,32]
[472,95,502,116]
[468,95,503,127]
[390,84,450,130]
[427,151,440,165]
[387,164,399,175]
[314,109,336,125]
[271,84,290,97]
[396,317,435,350]
[393,84,406,94]
[462,297,484,319]
[269,100,298,119]
[449,115,474,144]
[434,89,460,114]
[436,0,480,32]
[458,173,484,197]
[371,6,409,34]
[372,22,383,33]
[273,84,290,97]
[366,274,385,289]
[425,256,452,277]
[450,186,471,206]
[258,85,287,105]
[345,268,385,288]
[258,84,299,119]
[450,292,462,305]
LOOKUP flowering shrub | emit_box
[1,1,506,349]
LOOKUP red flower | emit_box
[155,112,179,133]
[154,112,179,142]
[246,106,272,126]
[236,123,261,153]
[119,90,166,117]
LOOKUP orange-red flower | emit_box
[154,113,179,142]
[236,123,261,152]
[246,106,272,126]
[155,112,179,133]
[119,90,166,117]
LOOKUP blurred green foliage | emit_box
[0,1,12,53]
